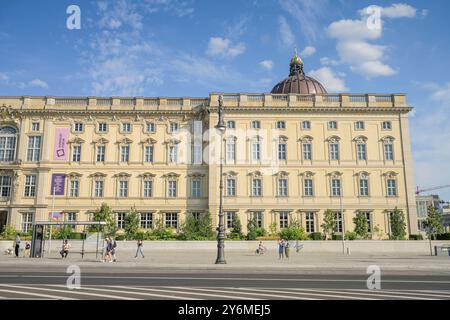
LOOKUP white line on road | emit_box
[347,289,450,299]
[50,285,200,300]
[280,288,432,300]
[0,286,76,300]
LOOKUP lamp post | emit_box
[215,95,227,264]
[340,192,345,254]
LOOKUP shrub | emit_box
[436,233,450,240]
[0,225,18,240]
[321,209,336,240]
[409,234,424,240]
[353,212,369,239]
[390,208,407,240]
[115,234,126,241]
[345,231,357,240]
[178,212,214,240]
[124,208,140,240]
[247,218,266,240]
[308,232,323,240]
[332,234,343,240]
[279,225,308,240]
[256,236,279,241]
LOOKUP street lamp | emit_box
[340,193,345,254]
[215,95,227,264]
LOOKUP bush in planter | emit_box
[344,231,357,240]
[409,234,424,240]
[279,225,308,240]
[332,234,343,241]
[436,233,450,240]
[308,232,323,240]
[1,225,18,240]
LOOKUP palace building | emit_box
[0,52,419,237]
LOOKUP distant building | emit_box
[442,203,450,231]
[416,195,443,232]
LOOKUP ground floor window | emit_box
[305,212,315,233]
[251,211,263,228]
[21,212,33,232]
[225,211,236,229]
[165,212,178,229]
[334,212,343,233]
[116,212,126,229]
[279,212,289,229]
[359,211,372,233]
[66,212,77,229]
[140,212,153,229]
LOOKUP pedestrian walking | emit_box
[285,241,290,259]
[135,239,145,258]
[278,238,285,260]
[14,234,21,258]
[23,242,31,258]
[60,239,71,258]
[111,238,117,262]
[103,236,113,262]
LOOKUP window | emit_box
[21,213,33,232]
[98,123,108,132]
[140,212,153,229]
[252,178,262,197]
[146,122,156,133]
[359,175,369,196]
[226,139,236,162]
[143,180,153,198]
[357,143,367,161]
[0,176,12,198]
[361,211,372,233]
[192,145,202,164]
[191,179,201,198]
[191,212,201,220]
[226,211,236,229]
[355,121,365,130]
[170,123,179,133]
[96,146,105,162]
[168,180,177,197]
[0,126,17,162]
[331,178,341,197]
[226,177,236,196]
[334,212,343,233]
[252,212,263,228]
[251,121,261,129]
[278,178,288,196]
[387,179,397,197]
[329,143,339,160]
[305,212,315,233]
[117,212,126,229]
[169,146,178,163]
[226,121,235,129]
[119,180,128,197]
[24,175,36,197]
[31,122,40,132]
[252,139,261,161]
[382,121,392,130]
[145,145,154,163]
[302,121,311,130]
[66,212,77,229]
[279,212,289,229]
[72,145,81,162]
[302,143,312,160]
[384,143,394,161]
[304,178,313,196]
[328,121,338,129]
[122,123,132,133]
[165,213,178,228]
[276,121,286,129]
[70,179,79,197]
[121,146,130,162]
[74,122,84,132]
[27,136,41,162]
[94,180,104,197]
[278,143,287,161]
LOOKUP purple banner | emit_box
[54,128,69,160]
[50,174,66,196]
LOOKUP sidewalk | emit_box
[2,249,450,273]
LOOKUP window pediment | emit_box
[354,136,368,143]
[117,138,133,145]
[299,135,313,143]
[327,136,341,143]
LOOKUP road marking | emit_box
[0,284,137,300]
[401,289,450,296]
[50,285,199,300]
[0,286,75,300]
[283,288,433,300]
[108,285,255,300]
[347,289,450,299]
[234,287,377,300]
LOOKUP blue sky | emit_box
[1,0,450,200]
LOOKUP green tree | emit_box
[178,212,214,240]
[321,209,336,240]
[279,220,308,240]
[424,205,445,240]
[124,207,140,240]
[89,203,117,237]
[390,207,407,240]
[197,211,214,238]
[229,214,243,239]
[246,217,266,240]
[353,212,369,239]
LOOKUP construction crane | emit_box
[416,185,450,195]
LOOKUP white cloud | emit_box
[300,46,316,57]
[278,16,295,48]
[328,19,382,41]
[29,79,49,89]
[308,67,348,92]
[350,61,397,78]
[359,3,417,19]
[206,37,246,58]
[259,60,273,70]
[0,72,9,82]
[320,57,339,66]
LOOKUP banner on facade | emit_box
[50,173,66,196]
[48,212,64,222]
[54,128,69,160]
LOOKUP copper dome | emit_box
[271,51,327,95]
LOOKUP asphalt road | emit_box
[0,265,449,300]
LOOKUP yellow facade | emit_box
[0,92,418,237]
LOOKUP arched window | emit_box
[0,126,17,162]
